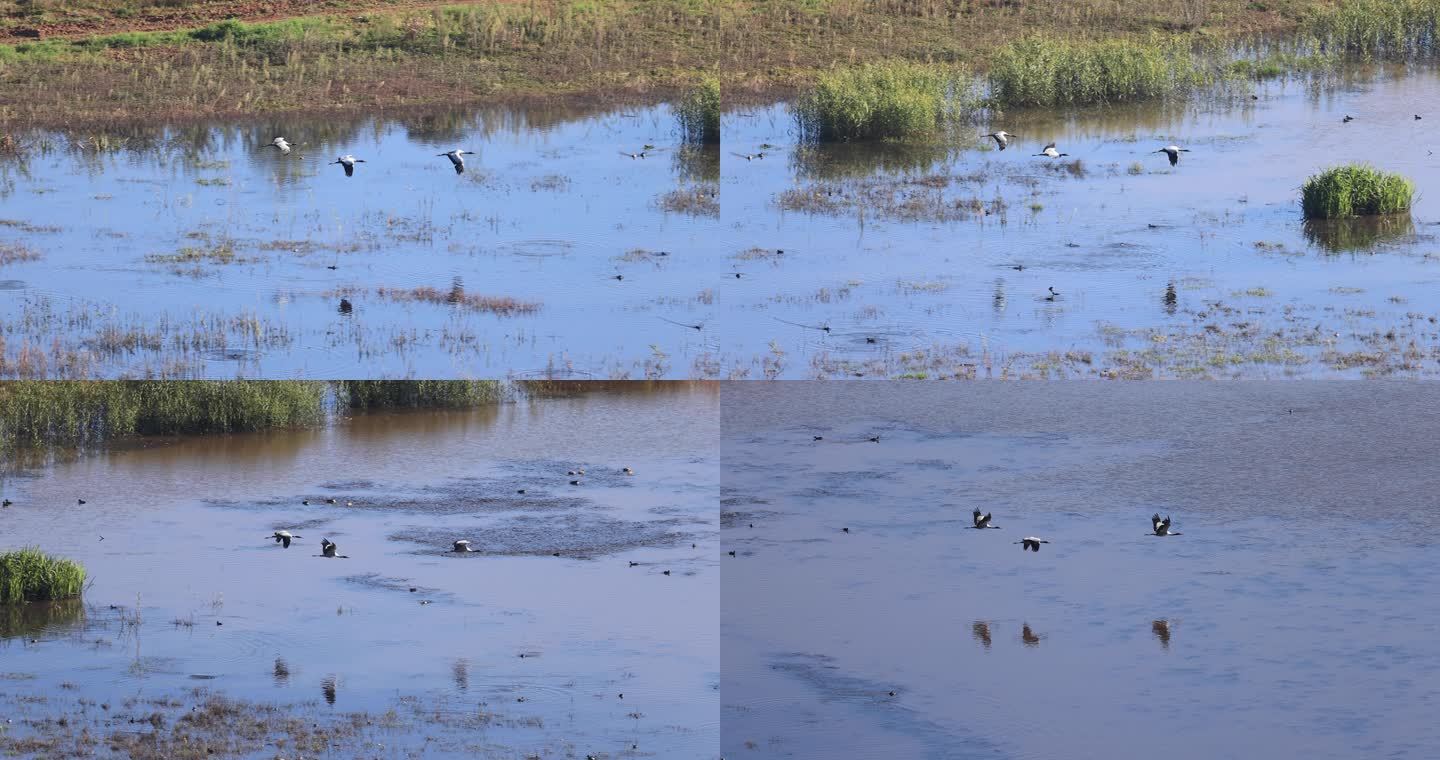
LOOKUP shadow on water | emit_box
[0,598,85,641]
[1302,214,1418,253]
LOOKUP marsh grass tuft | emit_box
[1305,0,1440,59]
[0,548,85,604]
[795,62,973,141]
[1300,164,1415,219]
[677,75,719,144]
[341,381,506,409]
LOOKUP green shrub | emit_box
[1300,164,1415,219]
[795,62,968,142]
[0,548,85,604]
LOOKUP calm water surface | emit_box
[722,382,1440,758]
[0,383,719,757]
[0,103,720,378]
[722,67,1440,378]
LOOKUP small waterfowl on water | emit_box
[317,538,349,558]
[813,435,823,441]
[662,570,671,576]
[1150,513,1182,536]
[971,509,1000,529]
[972,621,992,648]
[842,527,850,533]
[622,467,635,475]
[570,479,581,485]
[728,550,737,557]
[453,540,475,553]
[1153,619,1172,647]
[2,499,10,507]
[629,561,640,567]
[516,488,526,494]
[77,498,87,505]
[326,498,337,504]
[1044,286,1060,302]
[437,149,472,174]
[1016,536,1049,552]
[868,434,881,443]
[1343,114,1355,123]
[338,298,353,314]
[619,150,648,159]
[731,151,766,161]
[1035,142,1069,158]
[985,131,1017,150]
[1022,623,1042,646]
[1157,144,1190,166]
[268,530,303,549]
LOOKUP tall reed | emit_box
[677,75,720,144]
[341,380,507,409]
[0,548,86,604]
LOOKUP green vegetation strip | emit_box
[0,380,511,449]
[0,548,85,604]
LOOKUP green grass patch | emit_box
[988,35,1219,108]
[0,548,85,604]
[794,62,972,142]
[1304,0,1440,59]
[0,381,526,452]
[1300,164,1415,219]
[676,75,719,144]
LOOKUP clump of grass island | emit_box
[795,62,971,142]
[1300,164,1414,219]
[677,75,720,144]
[0,548,85,604]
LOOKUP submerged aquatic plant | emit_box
[794,62,972,142]
[1300,164,1415,219]
[676,76,720,144]
[0,548,86,604]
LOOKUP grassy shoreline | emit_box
[0,1,720,128]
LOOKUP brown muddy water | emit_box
[722,381,1440,758]
[0,383,719,757]
[0,102,719,379]
[721,66,1440,379]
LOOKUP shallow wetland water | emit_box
[0,102,720,379]
[721,66,1440,378]
[722,382,1440,759]
[0,383,719,757]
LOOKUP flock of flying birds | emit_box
[266,136,662,175]
[983,130,1190,166]
[262,466,638,561]
[967,508,1181,553]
